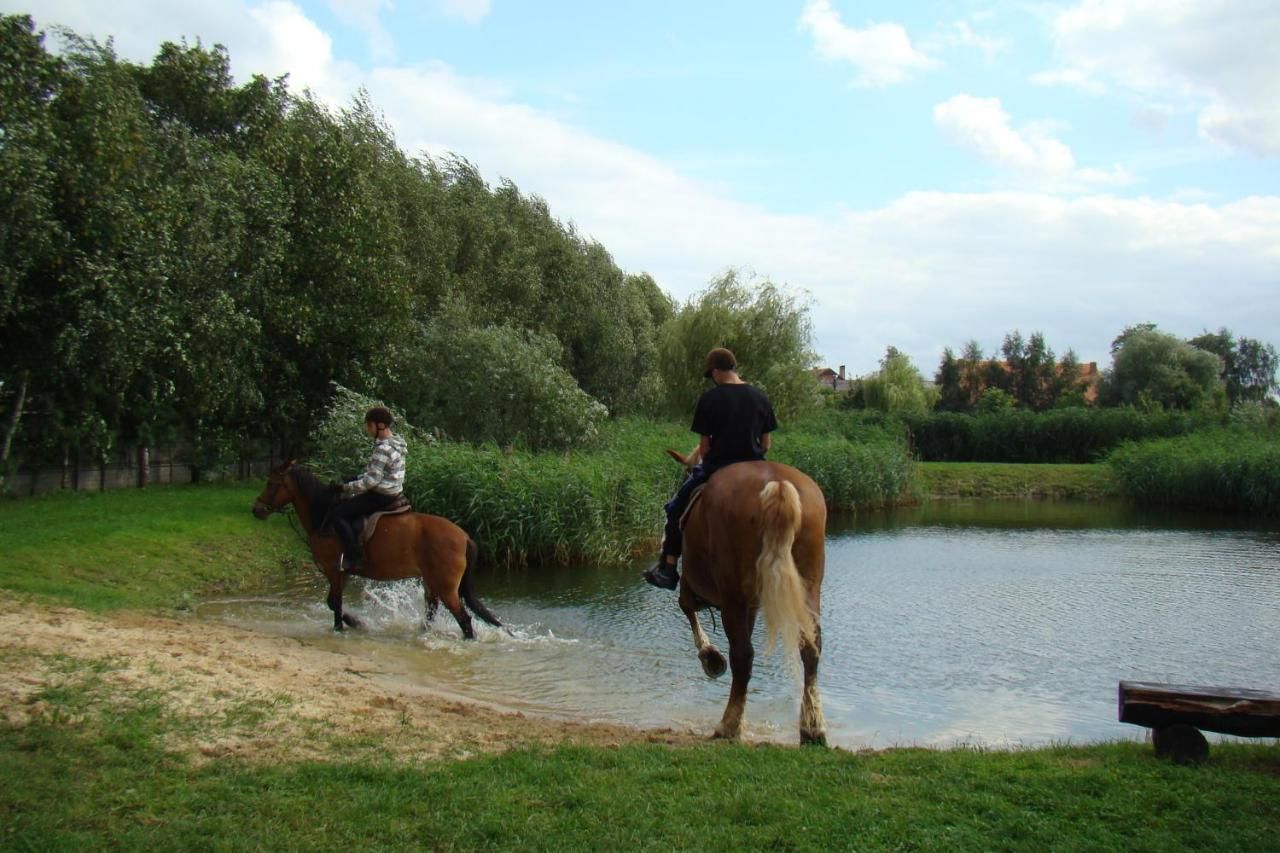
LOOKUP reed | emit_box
[1107,428,1280,513]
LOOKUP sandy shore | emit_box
[0,593,703,764]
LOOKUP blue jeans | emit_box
[661,464,713,559]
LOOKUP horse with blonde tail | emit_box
[668,450,828,745]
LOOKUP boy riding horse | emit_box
[645,347,778,590]
[330,406,408,571]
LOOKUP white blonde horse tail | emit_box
[757,480,814,663]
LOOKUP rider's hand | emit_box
[328,481,344,494]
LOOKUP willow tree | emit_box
[657,270,819,420]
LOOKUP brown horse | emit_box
[251,462,502,638]
[669,451,828,745]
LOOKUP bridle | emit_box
[254,469,312,551]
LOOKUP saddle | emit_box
[355,496,413,544]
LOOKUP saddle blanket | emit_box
[358,496,413,544]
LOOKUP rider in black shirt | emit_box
[644,347,778,590]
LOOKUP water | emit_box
[198,500,1280,748]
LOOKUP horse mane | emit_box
[287,464,336,519]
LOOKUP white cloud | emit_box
[933,95,1135,193]
[924,20,1008,62]
[437,0,490,25]
[329,0,395,61]
[1042,0,1280,156]
[934,95,1076,179]
[799,0,937,87]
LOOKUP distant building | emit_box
[812,364,850,392]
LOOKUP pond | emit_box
[198,499,1280,749]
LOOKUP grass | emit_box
[3,673,1278,852]
[0,482,308,611]
[919,462,1116,500]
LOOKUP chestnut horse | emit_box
[251,462,502,638]
[668,451,828,745]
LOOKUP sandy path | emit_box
[0,593,702,764]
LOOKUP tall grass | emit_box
[312,415,917,568]
[901,407,1209,463]
[1108,428,1280,513]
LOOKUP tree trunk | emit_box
[1,370,29,463]
[137,445,150,488]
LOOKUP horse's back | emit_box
[686,461,826,600]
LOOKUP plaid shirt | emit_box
[344,434,407,497]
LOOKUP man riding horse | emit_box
[645,347,778,590]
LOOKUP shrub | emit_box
[1107,428,1280,514]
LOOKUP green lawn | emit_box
[919,462,1115,500]
[0,482,307,611]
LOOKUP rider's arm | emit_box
[344,447,388,496]
[760,432,772,454]
[688,434,712,467]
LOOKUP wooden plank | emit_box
[1118,681,1280,738]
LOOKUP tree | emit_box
[934,348,967,411]
[657,270,819,419]
[1188,328,1279,405]
[0,15,64,468]
[862,347,937,415]
[1101,324,1223,410]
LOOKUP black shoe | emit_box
[644,561,679,590]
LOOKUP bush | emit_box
[1107,428,1280,514]
[397,304,608,450]
[902,407,1210,463]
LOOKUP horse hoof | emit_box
[712,724,741,741]
[800,730,828,748]
[699,647,727,679]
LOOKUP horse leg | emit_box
[713,607,755,740]
[325,567,361,631]
[439,590,475,640]
[682,604,726,678]
[799,623,827,746]
[423,591,440,628]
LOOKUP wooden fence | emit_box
[3,446,278,496]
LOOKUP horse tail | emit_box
[756,480,815,658]
[459,537,503,627]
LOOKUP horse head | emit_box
[252,461,298,520]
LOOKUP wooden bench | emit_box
[1118,680,1280,764]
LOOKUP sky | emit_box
[7,0,1280,378]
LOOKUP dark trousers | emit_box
[331,491,397,557]
[661,463,716,560]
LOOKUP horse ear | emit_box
[665,448,690,467]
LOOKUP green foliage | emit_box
[1102,323,1225,410]
[0,17,671,471]
[397,301,609,450]
[902,407,1207,463]
[1108,428,1280,513]
[1189,327,1280,405]
[859,347,937,416]
[658,270,819,420]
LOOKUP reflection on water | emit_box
[201,499,1280,748]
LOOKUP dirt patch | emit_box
[0,593,702,764]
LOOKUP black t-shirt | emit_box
[691,383,778,468]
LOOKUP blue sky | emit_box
[9,0,1280,378]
